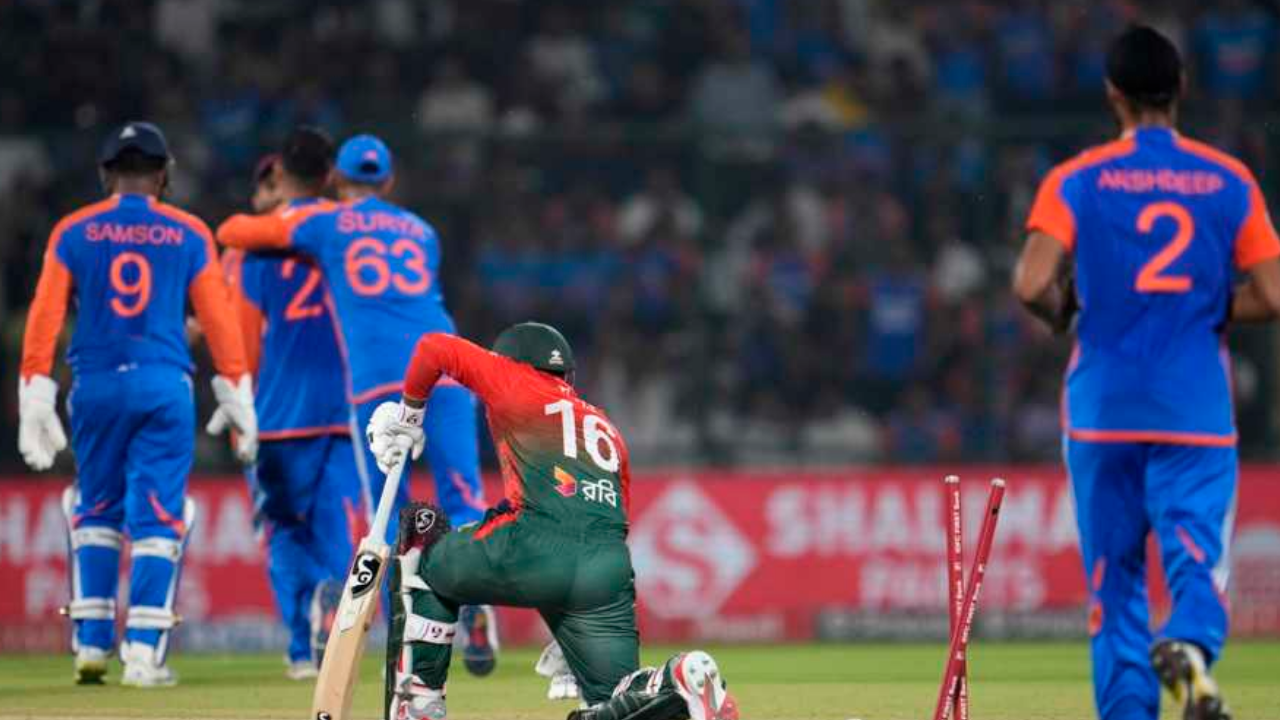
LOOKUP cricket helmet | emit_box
[492,322,575,374]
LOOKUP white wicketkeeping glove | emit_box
[366,401,425,474]
[18,375,67,471]
[206,374,259,464]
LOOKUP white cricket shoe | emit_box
[390,687,447,720]
[120,642,177,688]
[74,646,109,685]
[548,671,580,701]
[285,658,318,681]
[535,642,580,700]
[670,651,738,720]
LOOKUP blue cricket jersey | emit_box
[1026,127,1280,445]
[223,198,348,439]
[22,193,246,380]
[219,195,458,403]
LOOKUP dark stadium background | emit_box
[0,0,1277,471]
[3,0,1280,665]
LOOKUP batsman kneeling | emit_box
[367,322,739,720]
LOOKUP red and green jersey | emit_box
[404,334,631,538]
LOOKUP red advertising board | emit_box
[2,466,1279,652]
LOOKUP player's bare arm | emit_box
[1013,231,1076,334]
[1231,258,1280,322]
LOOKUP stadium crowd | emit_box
[2,0,1278,467]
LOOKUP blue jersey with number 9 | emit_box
[1026,127,1280,444]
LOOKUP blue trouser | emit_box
[247,434,361,662]
[1065,439,1236,720]
[65,367,195,660]
[355,385,485,545]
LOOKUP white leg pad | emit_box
[404,615,456,645]
[68,598,117,621]
[127,606,179,630]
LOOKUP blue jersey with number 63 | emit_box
[1026,127,1280,445]
[220,195,456,403]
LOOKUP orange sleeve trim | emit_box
[259,425,351,441]
[17,202,120,379]
[220,249,264,376]
[1026,139,1138,251]
[190,263,248,377]
[216,201,334,250]
[1172,135,1255,183]
[148,198,215,245]
[1234,183,1280,269]
[20,254,73,379]
[473,509,519,541]
[216,213,292,250]
[351,381,405,405]
[1169,136,1280,269]
[1068,428,1237,447]
[50,197,121,241]
[1026,167,1077,250]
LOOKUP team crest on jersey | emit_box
[549,350,564,366]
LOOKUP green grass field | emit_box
[2,642,1278,720]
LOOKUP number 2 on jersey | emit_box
[1135,201,1194,293]
[545,399,620,473]
[281,259,324,321]
[109,252,152,317]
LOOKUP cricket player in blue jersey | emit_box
[223,129,363,680]
[1014,27,1280,720]
[215,134,498,675]
[19,121,258,687]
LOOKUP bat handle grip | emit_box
[369,439,412,545]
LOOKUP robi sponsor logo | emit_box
[630,482,755,619]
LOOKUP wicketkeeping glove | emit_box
[206,374,259,464]
[366,401,425,474]
[18,375,67,471]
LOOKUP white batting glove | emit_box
[366,401,425,474]
[18,375,67,471]
[206,374,258,464]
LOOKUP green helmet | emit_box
[492,322,575,374]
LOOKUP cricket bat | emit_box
[311,448,409,720]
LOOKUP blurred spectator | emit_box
[689,29,784,155]
[928,10,989,119]
[0,92,53,196]
[862,5,932,98]
[993,0,1057,102]
[883,384,958,464]
[526,4,606,112]
[0,0,1276,468]
[1193,0,1278,100]
[860,239,931,416]
[618,166,704,247]
[416,57,495,133]
[609,61,677,124]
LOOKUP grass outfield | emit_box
[2,642,1279,720]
